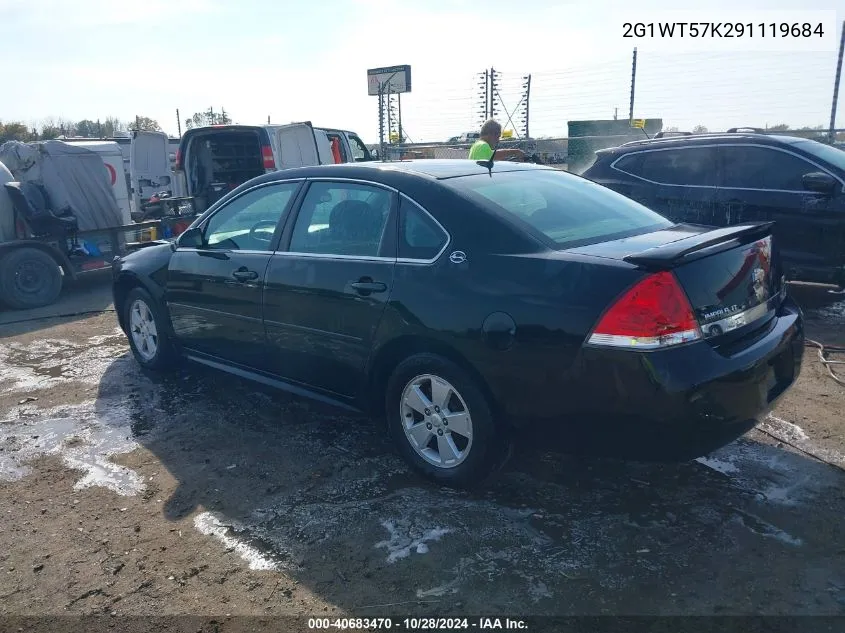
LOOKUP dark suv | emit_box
[583,133,845,288]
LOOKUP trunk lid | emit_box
[569,222,785,342]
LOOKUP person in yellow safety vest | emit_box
[468,119,525,161]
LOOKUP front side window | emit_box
[348,135,368,161]
[288,181,393,257]
[789,139,845,172]
[203,182,299,250]
[720,145,819,190]
[448,169,672,249]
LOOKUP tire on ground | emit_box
[123,286,177,371]
[0,247,63,310]
[385,352,510,488]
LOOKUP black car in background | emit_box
[112,161,803,487]
[582,134,845,289]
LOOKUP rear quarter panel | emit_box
[370,207,647,423]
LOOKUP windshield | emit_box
[447,168,673,249]
[791,140,845,172]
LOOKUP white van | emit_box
[64,131,172,216]
[171,122,359,212]
[60,140,132,224]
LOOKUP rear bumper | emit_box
[526,297,805,460]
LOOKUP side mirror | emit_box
[802,172,838,195]
[176,226,203,248]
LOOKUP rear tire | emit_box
[385,353,510,488]
[124,287,177,371]
[0,248,63,310]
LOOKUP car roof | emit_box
[256,159,554,183]
[605,133,821,153]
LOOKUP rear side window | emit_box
[398,198,448,260]
[616,147,717,186]
[720,145,817,190]
[448,169,673,249]
[288,181,393,257]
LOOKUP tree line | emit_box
[0,107,233,144]
[664,123,836,136]
[0,116,161,144]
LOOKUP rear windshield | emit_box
[447,169,672,249]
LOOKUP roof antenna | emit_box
[476,138,499,177]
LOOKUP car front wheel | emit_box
[124,287,176,371]
[385,353,509,487]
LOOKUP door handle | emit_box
[349,279,387,294]
[232,268,259,282]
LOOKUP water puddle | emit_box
[695,430,841,506]
[731,510,803,546]
[760,415,845,468]
[0,401,144,495]
[375,520,451,563]
[813,297,845,323]
[193,511,287,571]
[0,332,127,394]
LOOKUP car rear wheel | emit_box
[0,248,63,309]
[385,353,509,487]
[124,287,176,371]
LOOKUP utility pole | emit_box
[829,21,845,143]
[490,67,498,120]
[176,109,181,137]
[476,70,490,126]
[386,86,393,145]
[614,107,618,121]
[398,93,403,143]
[629,47,638,122]
[378,84,385,160]
[524,74,531,140]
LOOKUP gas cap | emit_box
[482,312,516,351]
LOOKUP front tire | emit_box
[124,287,176,371]
[385,353,509,488]
[0,248,63,309]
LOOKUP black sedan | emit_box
[112,160,804,487]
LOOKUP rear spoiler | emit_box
[623,222,774,268]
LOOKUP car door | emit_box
[263,179,397,398]
[166,180,302,368]
[346,132,374,162]
[714,144,840,282]
[622,146,720,225]
[129,130,171,213]
[271,123,322,170]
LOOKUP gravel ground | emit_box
[0,279,844,626]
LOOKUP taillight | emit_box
[261,145,275,170]
[174,148,183,171]
[587,271,701,350]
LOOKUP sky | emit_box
[0,0,842,142]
